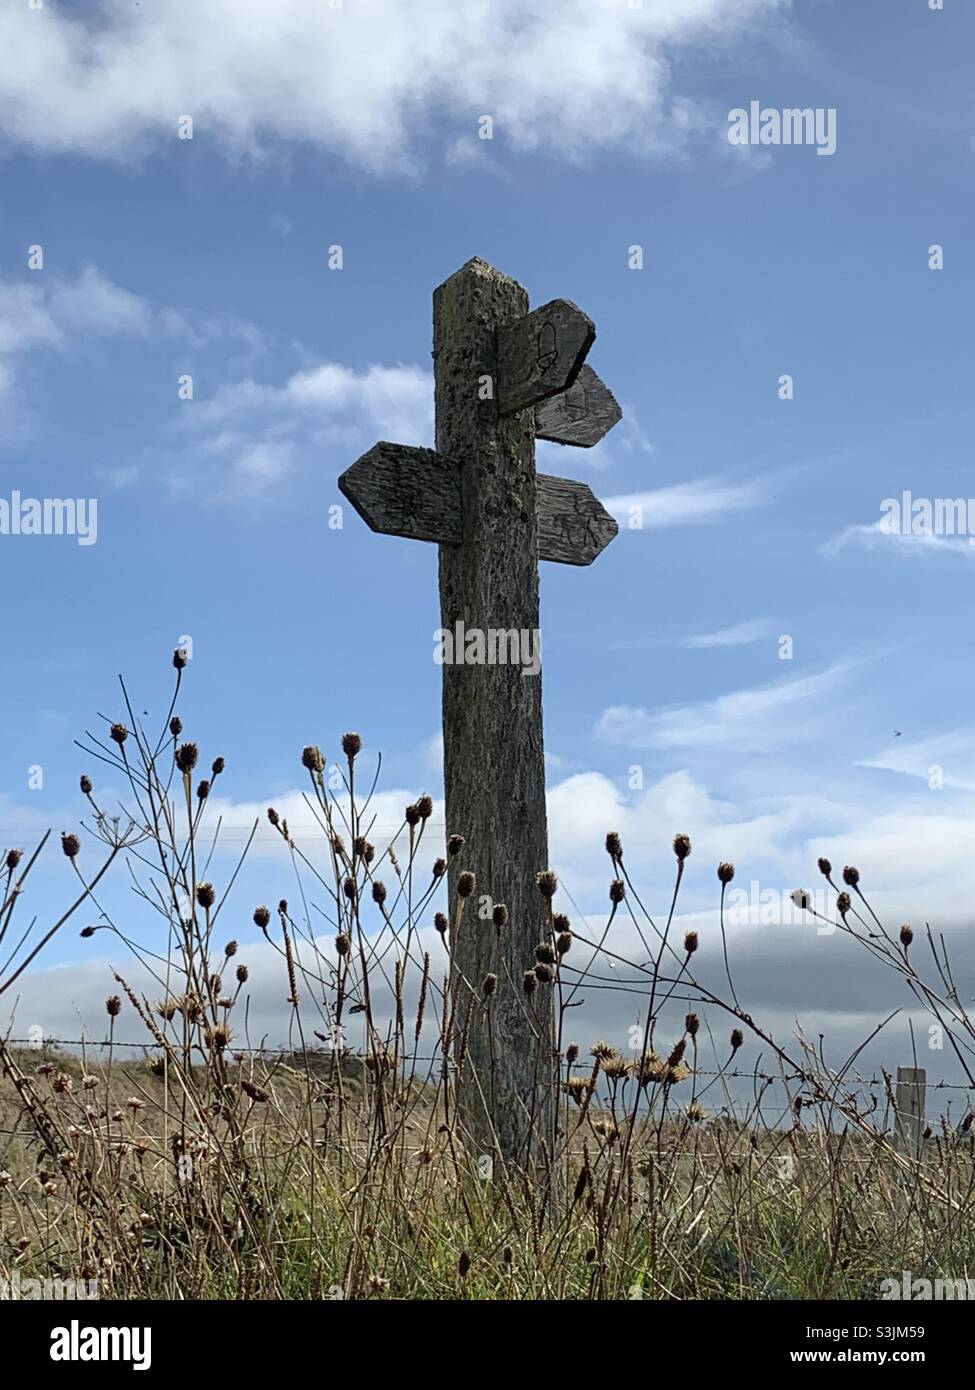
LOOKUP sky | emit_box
[1,0,974,1111]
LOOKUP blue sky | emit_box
[1,0,974,1092]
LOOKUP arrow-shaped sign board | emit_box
[496,299,595,416]
[339,442,617,566]
[534,365,622,448]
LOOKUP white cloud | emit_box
[858,727,975,793]
[603,473,772,529]
[822,519,975,559]
[174,360,434,502]
[0,0,788,169]
[683,618,774,648]
[596,661,854,753]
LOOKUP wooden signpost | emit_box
[338,257,621,1167]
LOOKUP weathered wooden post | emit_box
[339,257,620,1168]
[894,1065,926,1161]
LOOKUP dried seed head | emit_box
[817,857,832,878]
[405,803,421,828]
[717,861,735,885]
[433,857,447,878]
[685,1012,700,1037]
[224,940,238,958]
[900,923,914,948]
[730,1028,744,1052]
[302,745,325,775]
[253,905,271,929]
[434,913,448,936]
[842,864,860,887]
[196,882,216,910]
[447,833,465,857]
[416,795,434,820]
[683,930,698,955]
[206,1022,231,1050]
[341,731,361,760]
[836,891,851,918]
[591,1041,615,1061]
[197,779,210,801]
[335,932,351,957]
[553,912,571,932]
[169,716,183,738]
[176,742,198,774]
[457,871,476,898]
[483,973,497,997]
[343,877,356,902]
[354,836,375,864]
[106,995,122,1017]
[556,931,572,956]
[605,831,623,861]
[267,807,280,827]
[80,925,96,939]
[211,757,225,776]
[147,1056,166,1077]
[61,832,80,859]
[536,869,558,900]
[458,1250,471,1278]
[791,889,811,910]
[80,774,92,795]
[372,880,387,906]
[673,833,692,862]
[492,903,508,928]
[566,1043,579,1065]
[156,998,178,1021]
[534,942,556,965]
[667,1039,687,1068]
[5,848,23,872]
[110,722,128,746]
[523,969,538,997]
[503,1246,513,1266]
[173,646,188,670]
[241,1079,268,1103]
[533,963,553,984]
[236,964,249,984]
[609,879,625,904]
[566,1074,591,1105]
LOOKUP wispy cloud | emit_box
[858,727,975,793]
[603,473,773,529]
[822,519,975,559]
[683,618,774,649]
[596,660,854,752]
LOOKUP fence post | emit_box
[894,1066,926,1160]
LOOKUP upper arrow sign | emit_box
[534,365,622,448]
[338,442,617,566]
[497,299,595,416]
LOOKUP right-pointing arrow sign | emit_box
[534,364,622,448]
[497,299,595,415]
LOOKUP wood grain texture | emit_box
[434,258,556,1168]
[339,442,617,566]
[534,364,622,448]
[537,475,619,565]
[496,298,595,416]
[338,442,461,544]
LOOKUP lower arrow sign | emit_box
[338,442,617,566]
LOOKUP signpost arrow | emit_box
[534,364,622,448]
[339,442,617,565]
[496,298,595,415]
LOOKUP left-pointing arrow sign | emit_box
[496,299,595,416]
[339,441,617,566]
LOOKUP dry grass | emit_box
[1,659,974,1300]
